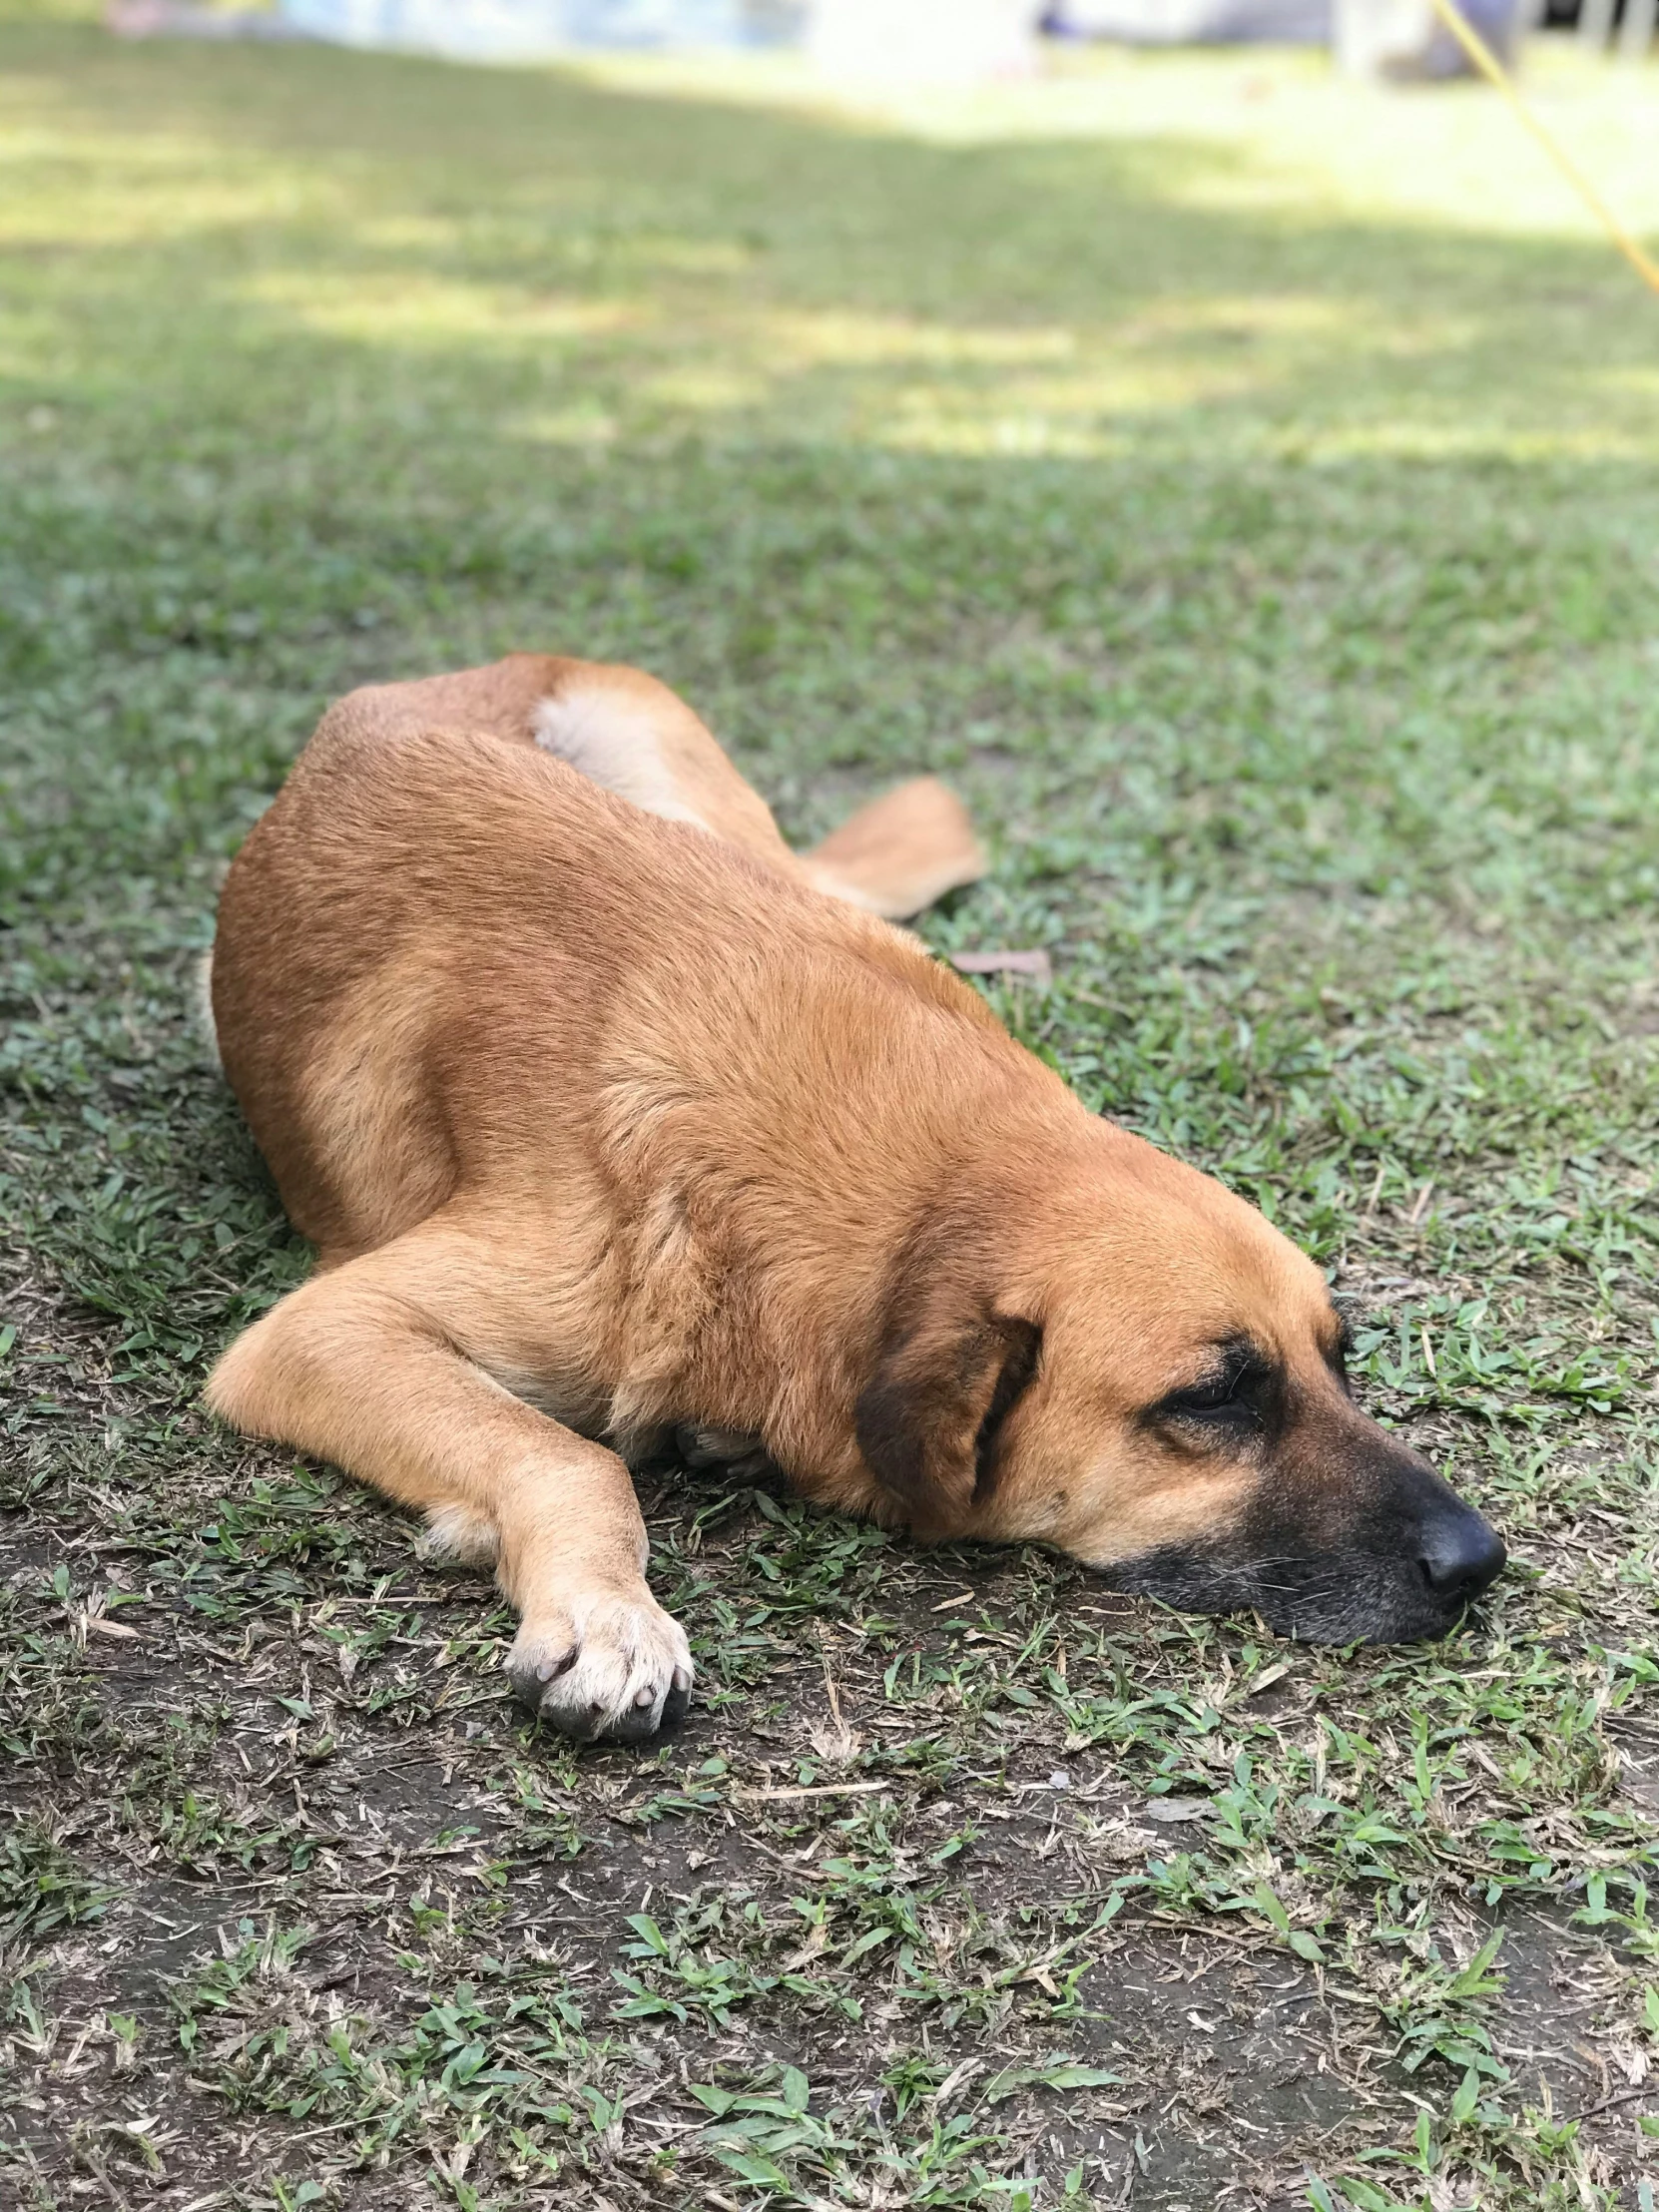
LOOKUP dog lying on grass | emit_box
[205,654,1505,1741]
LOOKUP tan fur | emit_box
[206,655,1492,1739]
[799,776,984,917]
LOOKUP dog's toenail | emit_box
[672,1668,690,1693]
[634,1687,654,1708]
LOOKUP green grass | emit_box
[3,19,1659,2210]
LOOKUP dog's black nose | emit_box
[1419,1509,1506,1605]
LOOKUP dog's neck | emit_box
[593,1013,1094,1521]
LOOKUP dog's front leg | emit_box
[205,1229,692,1742]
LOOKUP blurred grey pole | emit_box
[1577,0,1616,45]
[1618,0,1658,58]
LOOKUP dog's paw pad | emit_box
[507,1593,693,1743]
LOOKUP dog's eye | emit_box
[1161,1375,1262,1423]
[1148,1349,1277,1433]
[1168,1375,1248,1414]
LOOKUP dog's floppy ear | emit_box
[855,1283,1042,1531]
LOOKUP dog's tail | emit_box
[798,780,984,920]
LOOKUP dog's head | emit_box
[854,1121,1503,1644]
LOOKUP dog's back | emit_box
[212,671,998,1269]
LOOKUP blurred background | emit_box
[89,0,1659,77]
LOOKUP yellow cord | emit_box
[1421,0,1659,299]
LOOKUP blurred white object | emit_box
[277,0,754,58]
[108,0,310,35]
[807,0,1036,84]
[1050,0,1328,37]
[1334,0,1519,75]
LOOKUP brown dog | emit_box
[206,655,1504,1741]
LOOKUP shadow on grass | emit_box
[3,22,1656,469]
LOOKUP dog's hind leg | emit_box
[205,1219,692,1742]
[533,662,984,918]
[531,660,801,875]
[328,650,985,917]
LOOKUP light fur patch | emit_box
[194,950,222,1069]
[418,1502,500,1568]
[533,690,711,831]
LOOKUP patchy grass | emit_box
[3,20,1659,2211]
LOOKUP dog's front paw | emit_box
[506,1587,693,1744]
